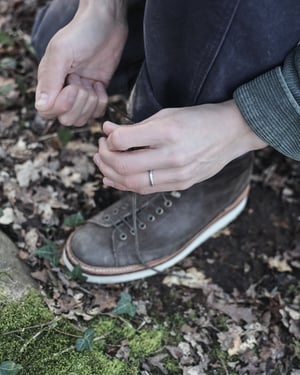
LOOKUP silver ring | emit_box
[148,170,154,187]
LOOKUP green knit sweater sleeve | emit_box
[233,43,300,161]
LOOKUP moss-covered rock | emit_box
[0,290,169,375]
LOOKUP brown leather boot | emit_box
[63,153,252,284]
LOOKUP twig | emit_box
[1,316,61,337]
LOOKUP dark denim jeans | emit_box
[32,0,300,121]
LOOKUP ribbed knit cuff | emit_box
[233,67,300,161]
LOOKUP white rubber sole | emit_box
[63,196,248,284]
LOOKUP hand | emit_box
[94,100,267,194]
[35,0,128,126]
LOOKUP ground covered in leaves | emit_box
[0,1,300,374]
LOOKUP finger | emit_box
[35,39,71,112]
[58,87,89,126]
[93,82,108,118]
[104,121,164,151]
[102,177,194,195]
[72,78,99,126]
[98,135,193,175]
[68,75,107,119]
[95,150,196,191]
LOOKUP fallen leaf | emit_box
[163,268,210,289]
[0,207,14,224]
[30,269,49,283]
[15,160,40,187]
[59,166,82,187]
[267,255,292,272]
[92,290,117,311]
[24,228,39,252]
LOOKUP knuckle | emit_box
[113,159,129,175]
[110,129,123,149]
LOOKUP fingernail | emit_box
[36,92,48,108]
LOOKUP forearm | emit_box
[234,43,300,161]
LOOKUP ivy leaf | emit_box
[0,32,14,46]
[0,84,14,97]
[0,361,23,375]
[75,328,95,352]
[0,57,17,71]
[113,292,136,317]
[58,127,73,146]
[67,264,87,282]
[35,240,59,266]
[63,212,85,228]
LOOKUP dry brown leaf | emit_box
[92,290,117,311]
[59,166,82,187]
[24,228,40,252]
[66,140,98,156]
[163,267,210,289]
[0,207,14,224]
[31,269,49,283]
[0,110,17,130]
[15,160,40,187]
[212,226,232,238]
[267,255,292,272]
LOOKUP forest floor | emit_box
[0,1,300,374]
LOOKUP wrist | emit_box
[222,100,268,158]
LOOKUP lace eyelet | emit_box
[147,214,155,222]
[120,233,127,240]
[113,208,119,215]
[130,229,135,235]
[139,223,146,230]
[164,200,172,207]
[104,214,110,221]
[156,207,164,215]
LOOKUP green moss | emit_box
[0,290,175,375]
[0,291,139,375]
[164,358,181,374]
[209,347,239,375]
[93,317,136,344]
[129,329,164,357]
[292,339,300,360]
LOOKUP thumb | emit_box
[35,46,70,112]
[102,121,120,136]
